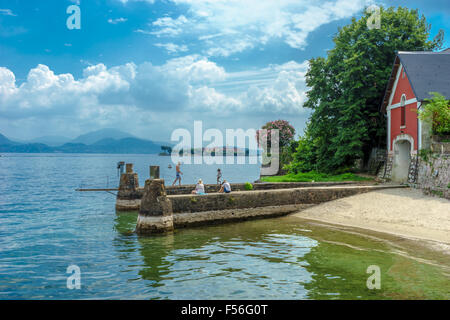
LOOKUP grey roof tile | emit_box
[398,50,450,101]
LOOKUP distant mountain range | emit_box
[71,128,134,145]
[0,129,170,154]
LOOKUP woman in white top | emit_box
[192,179,206,194]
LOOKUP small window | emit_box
[400,95,406,127]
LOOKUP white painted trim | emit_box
[392,133,415,155]
[418,102,422,150]
[388,98,417,110]
[387,108,391,151]
[401,94,406,105]
[388,64,402,107]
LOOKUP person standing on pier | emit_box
[172,162,183,186]
[217,168,222,185]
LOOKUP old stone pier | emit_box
[116,164,406,235]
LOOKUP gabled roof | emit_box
[380,48,450,113]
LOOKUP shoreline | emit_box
[291,187,450,249]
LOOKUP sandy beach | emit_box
[292,187,450,245]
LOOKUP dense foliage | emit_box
[418,92,450,136]
[289,6,444,173]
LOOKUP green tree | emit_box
[291,6,444,173]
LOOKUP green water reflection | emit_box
[114,212,450,300]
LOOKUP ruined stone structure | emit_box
[136,179,174,234]
[116,176,356,211]
[132,178,405,234]
[115,163,406,234]
[118,163,139,197]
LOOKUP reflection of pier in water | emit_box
[113,213,450,299]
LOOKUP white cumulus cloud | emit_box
[0,56,310,138]
[140,0,373,56]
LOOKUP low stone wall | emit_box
[377,153,392,180]
[165,181,354,195]
[116,181,356,210]
[136,181,405,235]
[417,153,450,199]
[169,186,382,214]
[172,204,314,228]
[431,141,450,154]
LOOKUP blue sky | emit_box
[0,0,449,141]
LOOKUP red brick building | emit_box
[380,49,450,182]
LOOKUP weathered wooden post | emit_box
[136,179,174,234]
[150,166,160,179]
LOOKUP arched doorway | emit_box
[392,139,412,183]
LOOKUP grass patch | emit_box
[260,171,373,183]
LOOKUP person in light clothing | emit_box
[192,179,206,195]
[216,168,222,185]
[219,180,231,193]
[172,162,182,186]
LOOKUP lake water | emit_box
[0,153,449,299]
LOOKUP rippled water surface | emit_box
[0,154,449,299]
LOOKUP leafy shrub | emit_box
[244,182,253,190]
[419,149,433,163]
[418,92,450,136]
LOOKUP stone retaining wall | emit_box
[172,204,314,228]
[135,181,405,235]
[417,153,450,199]
[169,186,381,214]
[116,179,357,211]
[165,181,355,195]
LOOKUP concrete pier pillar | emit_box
[118,163,139,193]
[116,163,140,211]
[136,179,174,234]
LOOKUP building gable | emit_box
[381,49,450,113]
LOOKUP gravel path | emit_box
[292,187,450,244]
